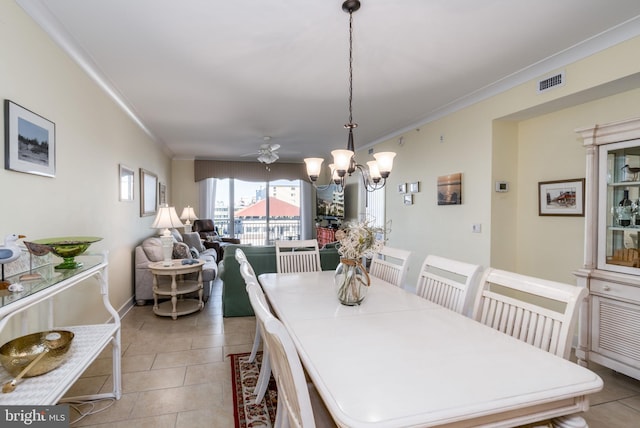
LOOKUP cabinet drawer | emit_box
[590,279,640,303]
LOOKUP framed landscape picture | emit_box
[4,100,56,177]
[538,178,585,216]
[437,173,462,205]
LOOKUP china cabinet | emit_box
[575,117,640,380]
[0,253,121,404]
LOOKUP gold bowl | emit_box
[0,330,74,377]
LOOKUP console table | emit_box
[0,253,121,405]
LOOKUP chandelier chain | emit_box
[346,9,356,129]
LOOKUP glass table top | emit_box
[0,254,103,310]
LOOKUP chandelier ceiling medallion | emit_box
[304,0,396,192]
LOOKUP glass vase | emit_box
[334,258,370,306]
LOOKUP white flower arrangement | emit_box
[334,219,385,260]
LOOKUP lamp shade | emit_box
[373,152,396,177]
[180,206,198,223]
[331,149,354,175]
[151,205,184,234]
[366,161,382,182]
[304,158,324,180]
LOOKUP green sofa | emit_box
[219,244,341,316]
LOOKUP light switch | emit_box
[472,224,482,233]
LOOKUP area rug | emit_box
[230,352,278,428]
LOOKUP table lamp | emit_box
[151,205,184,266]
[180,206,198,233]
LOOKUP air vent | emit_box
[537,71,565,94]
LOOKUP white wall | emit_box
[0,2,171,338]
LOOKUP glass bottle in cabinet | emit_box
[600,140,640,271]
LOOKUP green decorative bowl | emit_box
[0,330,74,377]
[30,236,102,269]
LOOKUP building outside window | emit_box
[213,178,301,245]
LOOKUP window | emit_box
[212,178,302,245]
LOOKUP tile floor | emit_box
[63,279,640,427]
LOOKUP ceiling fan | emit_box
[256,143,280,164]
[241,137,282,164]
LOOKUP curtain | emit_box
[199,178,216,219]
[300,180,312,239]
[194,160,309,182]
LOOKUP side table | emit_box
[149,259,204,319]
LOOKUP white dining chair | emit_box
[471,268,588,359]
[415,255,483,316]
[236,249,272,404]
[275,239,322,273]
[368,246,411,287]
[246,283,335,428]
[236,249,260,361]
[235,247,256,279]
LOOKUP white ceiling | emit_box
[17,0,640,162]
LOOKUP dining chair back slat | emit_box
[276,239,322,273]
[472,268,588,359]
[415,255,482,316]
[368,246,411,287]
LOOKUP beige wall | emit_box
[515,88,640,284]
[172,160,198,215]
[0,2,171,338]
[365,35,640,288]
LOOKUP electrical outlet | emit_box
[472,224,482,233]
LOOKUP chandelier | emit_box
[304,0,396,192]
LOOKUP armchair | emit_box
[193,219,240,262]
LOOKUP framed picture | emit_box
[409,181,420,193]
[4,100,56,177]
[398,183,407,193]
[140,168,158,217]
[403,194,413,205]
[119,164,134,202]
[538,178,585,216]
[437,173,462,205]
[158,182,166,206]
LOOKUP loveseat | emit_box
[134,230,218,306]
[219,243,340,316]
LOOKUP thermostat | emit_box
[495,181,509,192]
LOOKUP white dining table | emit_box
[258,271,603,428]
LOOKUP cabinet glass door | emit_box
[598,139,640,272]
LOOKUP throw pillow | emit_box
[170,228,183,242]
[189,246,200,259]
[172,242,191,259]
